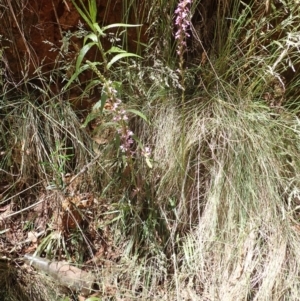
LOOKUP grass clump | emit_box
[123,0,300,299]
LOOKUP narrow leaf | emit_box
[106,46,126,54]
[85,79,101,92]
[76,42,97,71]
[84,33,98,44]
[93,23,106,37]
[103,23,142,31]
[127,109,149,123]
[71,0,93,29]
[63,64,90,91]
[89,0,97,23]
[146,158,153,169]
[107,53,142,69]
[81,112,97,128]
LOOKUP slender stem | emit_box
[175,0,192,171]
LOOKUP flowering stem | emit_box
[175,0,192,105]
[86,60,134,162]
[174,0,192,171]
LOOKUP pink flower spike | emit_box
[174,0,192,59]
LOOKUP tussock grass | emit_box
[130,87,300,300]
[178,101,300,300]
[123,1,300,299]
[0,94,98,195]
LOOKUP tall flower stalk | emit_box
[64,0,151,174]
[86,61,134,158]
[174,0,192,170]
[174,0,192,104]
[86,60,151,172]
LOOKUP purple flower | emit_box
[142,146,151,158]
[103,81,136,157]
[113,116,121,121]
[119,128,135,153]
[174,0,192,56]
[120,145,126,152]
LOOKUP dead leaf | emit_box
[24,244,37,254]
[27,231,38,243]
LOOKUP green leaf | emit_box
[111,81,122,96]
[63,64,90,91]
[132,40,148,47]
[84,33,98,44]
[84,79,101,93]
[102,23,142,31]
[146,157,153,169]
[93,23,106,37]
[81,111,98,128]
[107,53,142,69]
[89,0,97,23]
[76,42,97,71]
[127,109,149,123]
[71,0,94,29]
[98,89,109,112]
[106,46,126,54]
